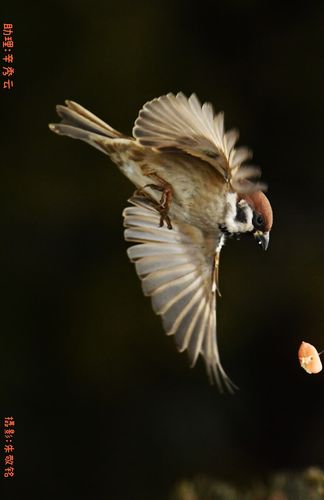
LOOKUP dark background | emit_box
[1,1,324,498]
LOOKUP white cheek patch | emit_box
[224,193,254,233]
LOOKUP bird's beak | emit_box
[254,230,270,251]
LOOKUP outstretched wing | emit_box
[123,196,236,392]
[133,92,266,194]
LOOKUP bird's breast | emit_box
[156,156,228,231]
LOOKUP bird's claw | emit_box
[135,173,173,230]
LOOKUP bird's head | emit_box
[239,191,273,250]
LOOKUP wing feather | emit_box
[151,274,202,316]
[123,196,236,391]
[174,291,206,349]
[187,297,211,365]
[164,281,203,335]
[141,263,197,295]
[134,255,193,276]
[133,92,266,194]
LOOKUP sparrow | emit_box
[49,92,273,391]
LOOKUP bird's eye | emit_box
[253,212,264,229]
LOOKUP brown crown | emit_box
[241,191,273,232]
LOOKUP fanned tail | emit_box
[49,100,132,154]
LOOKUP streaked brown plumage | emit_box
[49,92,273,391]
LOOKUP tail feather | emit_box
[49,100,133,154]
[48,122,110,154]
[55,100,124,138]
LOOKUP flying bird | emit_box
[49,92,273,391]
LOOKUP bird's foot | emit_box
[136,173,173,230]
[212,252,222,297]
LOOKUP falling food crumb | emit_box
[298,341,323,374]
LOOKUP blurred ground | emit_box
[172,467,324,499]
[1,1,324,498]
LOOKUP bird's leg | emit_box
[145,175,173,230]
[135,172,173,230]
[212,251,222,297]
